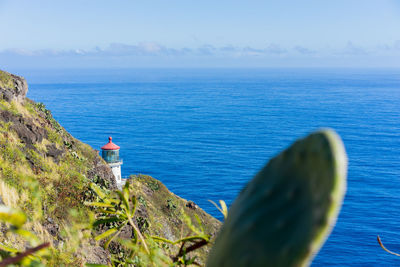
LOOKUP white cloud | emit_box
[340,42,368,56]
[264,43,287,55]
[294,46,316,55]
[1,42,400,68]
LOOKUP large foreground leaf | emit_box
[207,129,347,267]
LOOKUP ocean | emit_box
[17,68,400,266]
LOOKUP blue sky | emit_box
[1,0,400,68]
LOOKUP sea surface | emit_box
[16,68,400,266]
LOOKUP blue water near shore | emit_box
[21,68,399,266]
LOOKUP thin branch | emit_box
[127,216,149,254]
[178,240,186,257]
[377,236,400,257]
[0,242,50,267]
[183,239,208,255]
[172,239,208,262]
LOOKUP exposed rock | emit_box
[0,109,18,123]
[12,118,47,147]
[81,245,111,266]
[43,220,59,237]
[0,110,47,148]
[186,200,198,210]
[46,143,64,163]
[119,224,134,239]
[0,70,28,102]
[87,156,118,190]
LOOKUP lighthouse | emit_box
[101,136,123,186]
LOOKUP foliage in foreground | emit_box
[0,180,218,267]
[0,205,49,266]
[207,129,348,267]
[86,181,215,266]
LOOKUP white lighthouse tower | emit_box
[101,136,123,186]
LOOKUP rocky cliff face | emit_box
[0,70,28,102]
[0,70,220,266]
[0,70,118,189]
[127,174,220,265]
[0,70,118,264]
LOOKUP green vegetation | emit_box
[0,204,50,266]
[166,199,177,211]
[0,70,13,89]
[0,70,119,265]
[0,179,216,266]
[35,102,62,132]
[46,126,63,146]
[0,99,20,116]
[24,100,38,116]
[128,175,219,263]
[86,181,213,266]
[146,178,160,191]
[0,102,95,222]
[137,196,147,207]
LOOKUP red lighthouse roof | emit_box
[101,136,120,150]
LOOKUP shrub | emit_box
[0,142,25,164]
[27,149,51,173]
[46,127,62,146]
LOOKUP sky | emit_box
[1,0,400,68]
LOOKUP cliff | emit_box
[0,70,220,266]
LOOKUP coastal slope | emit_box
[0,70,220,265]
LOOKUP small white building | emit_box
[101,136,124,187]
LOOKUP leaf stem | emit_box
[127,215,149,254]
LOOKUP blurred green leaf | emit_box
[95,228,117,241]
[219,200,228,219]
[123,182,130,204]
[104,223,127,249]
[0,205,27,228]
[208,200,228,220]
[93,217,122,227]
[116,191,130,214]
[194,214,204,233]
[207,129,347,267]
[89,182,106,199]
[0,242,19,253]
[84,202,114,208]
[12,228,39,244]
[131,195,137,216]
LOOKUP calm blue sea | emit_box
[17,68,400,266]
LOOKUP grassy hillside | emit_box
[127,175,220,265]
[0,70,220,266]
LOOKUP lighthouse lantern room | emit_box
[101,136,123,186]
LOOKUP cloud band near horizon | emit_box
[1,41,400,69]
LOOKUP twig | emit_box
[178,241,186,256]
[377,236,400,257]
[127,216,149,254]
[0,242,50,267]
[172,239,208,262]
